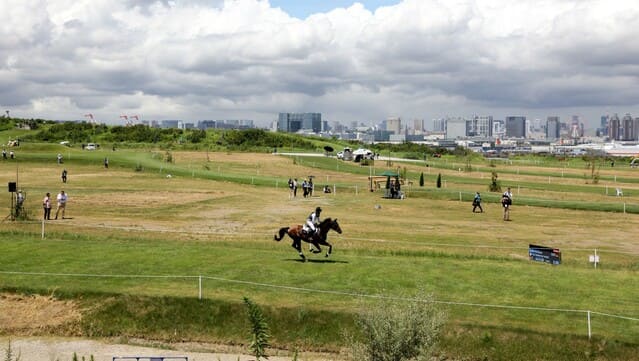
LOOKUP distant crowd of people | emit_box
[287,178,316,198]
[2,149,15,159]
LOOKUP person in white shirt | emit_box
[55,190,68,220]
[43,192,52,220]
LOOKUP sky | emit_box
[1,0,638,131]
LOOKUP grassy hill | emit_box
[1,124,638,360]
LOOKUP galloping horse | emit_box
[274,218,342,261]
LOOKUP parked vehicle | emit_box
[338,147,353,161]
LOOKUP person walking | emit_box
[43,192,52,220]
[472,192,483,213]
[61,169,68,183]
[55,190,68,220]
[502,187,513,221]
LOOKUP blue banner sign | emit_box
[529,244,561,265]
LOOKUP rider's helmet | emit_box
[316,206,322,214]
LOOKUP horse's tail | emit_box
[274,227,289,241]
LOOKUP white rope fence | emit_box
[1,270,638,340]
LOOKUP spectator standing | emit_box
[502,187,513,221]
[61,169,68,183]
[55,190,68,220]
[2,149,6,159]
[472,192,483,213]
[15,190,25,217]
[302,179,309,197]
[43,192,52,220]
[57,153,63,164]
[293,178,298,197]
[104,157,109,168]
[9,150,14,159]
[288,178,294,198]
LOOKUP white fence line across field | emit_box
[1,270,638,340]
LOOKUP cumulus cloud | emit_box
[0,0,638,128]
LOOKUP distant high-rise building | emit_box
[622,113,635,141]
[277,113,321,133]
[445,117,467,139]
[469,115,493,137]
[505,116,526,138]
[413,119,424,133]
[546,116,560,140]
[609,114,621,140]
[161,120,179,129]
[387,117,402,134]
[433,118,446,132]
[598,115,609,137]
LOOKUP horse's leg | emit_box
[322,241,332,257]
[311,241,321,254]
[292,237,305,261]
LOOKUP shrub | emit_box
[489,171,501,192]
[436,173,441,188]
[350,293,445,361]
[419,172,424,187]
[3,340,21,361]
[243,297,270,361]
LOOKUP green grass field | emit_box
[1,141,638,360]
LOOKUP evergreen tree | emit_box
[419,172,424,187]
[436,173,442,188]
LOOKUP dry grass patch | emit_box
[0,293,81,334]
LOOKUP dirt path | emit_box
[2,337,341,361]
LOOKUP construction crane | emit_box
[84,113,94,123]
[119,115,130,126]
[129,115,139,126]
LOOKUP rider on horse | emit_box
[303,206,322,239]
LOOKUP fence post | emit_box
[41,219,45,239]
[459,192,462,201]
[587,310,592,340]
[199,275,202,300]
[624,203,626,214]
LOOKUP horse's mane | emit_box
[320,217,333,225]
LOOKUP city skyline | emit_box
[1,0,638,130]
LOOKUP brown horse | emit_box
[274,218,342,261]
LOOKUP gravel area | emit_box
[2,337,341,361]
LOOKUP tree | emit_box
[419,172,424,187]
[436,173,441,188]
[489,171,501,192]
[351,293,445,361]
[243,297,270,360]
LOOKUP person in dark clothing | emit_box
[472,192,483,213]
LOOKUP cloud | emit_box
[0,0,638,128]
